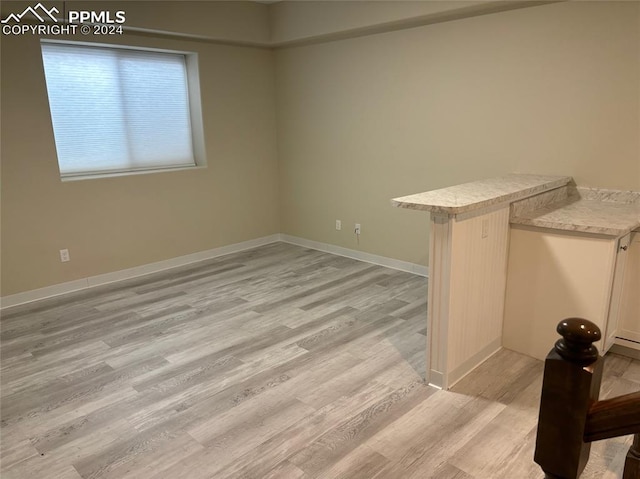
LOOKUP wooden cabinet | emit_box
[503,225,628,361]
[604,233,631,350]
[616,231,640,350]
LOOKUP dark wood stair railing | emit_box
[534,318,640,479]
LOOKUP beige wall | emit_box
[110,1,271,44]
[1,20,279,295]
[269,0,481,44]
[275,1,640,267]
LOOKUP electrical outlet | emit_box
[481,219,489,239]
[336,220,342,231]
[59,248,70,262]
[355,223,361,235]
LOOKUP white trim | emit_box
[1,234,280,310]
[614,336,640,352]
[427,213,452,389]
[427,370,444,390]
[446,340,502,390]
[617,330,640,344]
[280,235,428,277]
[610,342,640,359]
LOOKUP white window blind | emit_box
[41,42,197,177]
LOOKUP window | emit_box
[40,41,206,179]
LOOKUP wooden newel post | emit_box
[534,318,604,479]
[623,434,640,479]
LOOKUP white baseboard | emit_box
[280,234,428,277]
[610,341,640,360]
[446,339,503,390]
[428,341,502,390]
[614,337,640,353]
[1,234,427,310]
[1,234,281,310]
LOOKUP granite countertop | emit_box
[510,187,640,237]
[391,174,572,215]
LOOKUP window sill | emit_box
[60,164,207,182]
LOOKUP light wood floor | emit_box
[1,242,638,478]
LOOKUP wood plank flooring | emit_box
[1,242,638,478]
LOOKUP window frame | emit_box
[40,39,207,181]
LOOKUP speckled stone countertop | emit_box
[391,174,572,215]
[511,187,640,237]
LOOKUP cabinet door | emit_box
[604,233,631,351]
[503,227,617,361]
[617,232,640,348]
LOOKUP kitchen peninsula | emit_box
[392,174,640,390]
